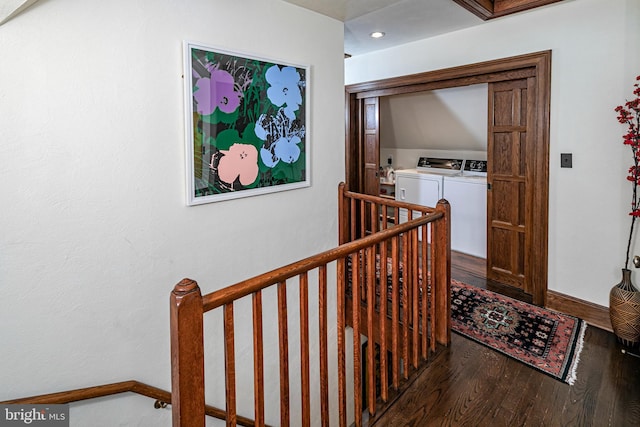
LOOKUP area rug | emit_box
[451,281,587,385]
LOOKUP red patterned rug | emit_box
[451,281,587,385]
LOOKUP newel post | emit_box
[433,199,451,345]
[170,279,205,427]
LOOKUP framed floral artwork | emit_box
[183,41,310,205]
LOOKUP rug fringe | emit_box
[566,320,587,386]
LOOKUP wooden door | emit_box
[362,97,380,196]
[346,52,550,306]
[487,78,536,294]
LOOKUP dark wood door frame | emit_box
[452,0,565,20]
[345,50,551,306]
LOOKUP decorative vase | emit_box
[609,268,640,347]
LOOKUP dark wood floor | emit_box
[370,251,640,426]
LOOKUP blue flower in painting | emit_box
[254,116,269,141]
[265,65,302,120]
[260,135,301,167]
[255,111,304,168]
[275,135,301,163]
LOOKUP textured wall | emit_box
[0,0,345,425]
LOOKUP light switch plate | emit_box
[561,153,572,168]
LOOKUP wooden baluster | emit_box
[277,282,290,426]
[379,237,388,402]
[352,252,362,426]
[337,258,347,427]
[252,292,265,427]
[300,273,310,427]
[351,198,357,241]
[318,265,329,427]
[366,246,376,416]
[421,224,429,359]
[370,201,377,234]
[391,237,400,390]
[360,199,366,238]
[365,203,380,415]
[411,227,419,370]
[402,230,409,380]
[224,303,237,427]
[170,279,205,427]
[429,222,437,352]
[338,183,348,245]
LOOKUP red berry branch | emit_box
[615,75,640,269]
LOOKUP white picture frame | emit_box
[183,41,310,205]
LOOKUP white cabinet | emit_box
[394,169,488,258]
[443,176,487,258]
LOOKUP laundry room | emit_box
[378,83,489,259]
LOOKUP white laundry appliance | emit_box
[395,157,464,241]
[443,159,487,258]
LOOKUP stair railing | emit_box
[170,186,451,427]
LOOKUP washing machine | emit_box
[443,160,487,258]
[395,169,443,207]
[395,157,463,205]
[395,157,464,240]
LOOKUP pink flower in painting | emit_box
[194,70,241,115]
[216,143,259,186]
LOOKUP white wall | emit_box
[0,0,345,425]
[346,0,640,307]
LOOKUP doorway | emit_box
[345,51,551,306]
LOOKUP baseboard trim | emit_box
[547,290,611,332]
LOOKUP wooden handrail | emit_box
[202,212,442,312]
[1,380,263,427]
[341,188,438,212]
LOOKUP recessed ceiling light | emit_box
[370,31,385,39]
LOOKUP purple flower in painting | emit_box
[265,65,302,119]
[194,69,241,115]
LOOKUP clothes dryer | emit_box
[443,160,487,258]
[394,169,441,242]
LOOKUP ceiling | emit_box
[2,1,564,55]
[281,0,565,57]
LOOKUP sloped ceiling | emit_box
[0,0,40,25]
[380,84,488,152]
